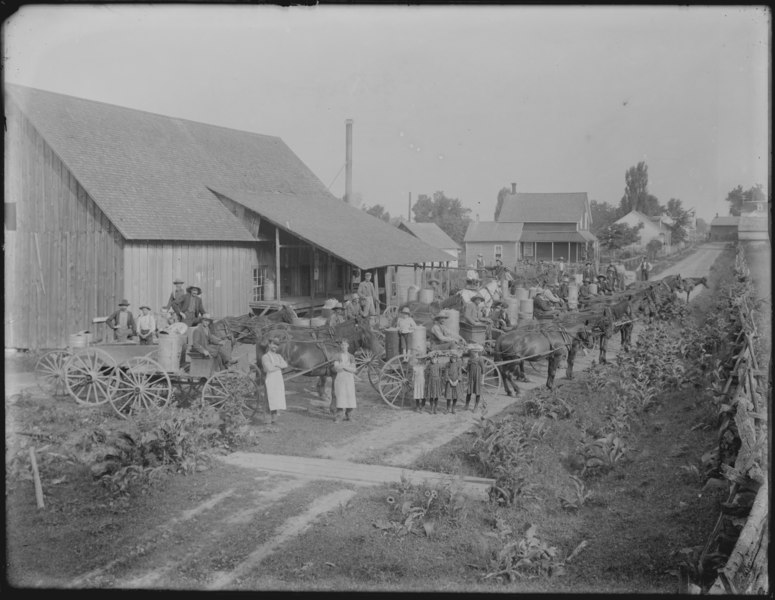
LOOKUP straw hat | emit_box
[401,306,411,314]
[118,299,130,306]
[139,304,151,311]
[200,313,214,322]
[187,286,202,294]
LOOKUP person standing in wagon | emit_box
[180,285,206,327]
[444,353,461,414]
[106,299,137,342]
[394,306,417,356]
[333,339,358,423]
[357,271,380,316]
[261,336,288,424]
[163,278,187,320]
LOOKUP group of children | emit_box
[410,346,486,415]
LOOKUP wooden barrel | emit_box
[528,287,539,299]
[589,283,598,295]
[519,298,534,318]
[514,287,529,301]
[158,333,185,372]
[418,288,435,304]
[406,285,420,303]
[68,333,89,349]
[567,284,579,310]
[263,280,275,301]
[384,327,400,360]
[444,309,460,337]
[504,298,520,325]
[410,325,427,356]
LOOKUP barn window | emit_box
[493,245,503,261]
[522,243,533,258]
[252,266,267,301]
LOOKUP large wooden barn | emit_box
[4,84,450,350]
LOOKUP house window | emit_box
[523,243,533,258]
[493,245,503,261]
[252,266,267,302]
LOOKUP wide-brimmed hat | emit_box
[173,278,185,284]
[597,275,607,280]
[139,304,151,311]
[471,295,484,302]
[187,286,202,294]
[401,306,411,314]
[200,313,214,322]
[118,299,130,306]
[491,300,504,307]
[433,313,447,321]
[332,304,344,311]
[427,277,440,285]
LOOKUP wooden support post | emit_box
[29,447,44,509]
[275,226,281,302]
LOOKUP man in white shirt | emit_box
[136,304,157,345]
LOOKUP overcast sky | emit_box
[4,5,770,223]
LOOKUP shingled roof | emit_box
[497,192,589,223]
[463,221,523,242]
[398,221,460,250]
[213,188,452,270]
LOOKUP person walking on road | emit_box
[639,257,653,281]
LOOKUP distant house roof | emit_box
[710,216,741,227]
[464,222,523,243]
[213,188,452,270]
[398,221,459,250]
[497,192,588,223]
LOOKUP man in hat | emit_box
[180,285,206,326]
[606,261,618,292]
[489,300,513,332]
[327,302,346,327]
[578,278,594,308]
[582,261,597,283]
[343,293,360,320]
[463,294,492,338]
[429,313,465,351]
[357,271,380,316]
[136,304,157,345]
[163,278,187,319]
[558,274,571,305]
[394,306,418,356]
[597,274,613,295]
[191,314,236,371]
[106,299,137,342]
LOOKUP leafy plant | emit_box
[559,476,593,511]
[483,521,565,581]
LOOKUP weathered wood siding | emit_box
[123,243,262,318]
[5,101,124,350]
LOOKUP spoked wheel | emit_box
[35,349,71,397]
[201,370,259,419]
[64,348,117,406]
[173,377,206,407]
[111,357,172,419]
[462,356,502,397]
[354,347,384,390]
[381,305,399,328]
[377,353,414,409]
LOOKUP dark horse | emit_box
[257,316,384,411]
[680,276,708,302]
[493,321,594,396]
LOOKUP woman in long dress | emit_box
[333,339,357,422]
[261,337,288,424]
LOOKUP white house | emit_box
[613,210,672,251]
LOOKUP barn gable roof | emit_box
[212,188,452,270]
[6,84,333,242]
[710,216,741,227]
[497,192,589,223]
[398,221,460,250]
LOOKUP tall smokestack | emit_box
[511,182,517,194]
[345,119,353,204]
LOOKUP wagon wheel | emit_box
[201,370,259,419]
[377,353,414,409]
[35,349,71,397]
[354,347,384,390]
[64,348,118,406]
[462,356,502,397]
[110,357,172,419]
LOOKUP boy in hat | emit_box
[463,294,492,338]
[582,261,596,283]
[394,306,417,356]
[180,285,206,326]
[106,299,136,342]
[191,314,236,371]
[327,302,346,327]
[136,304,157,345]
[164,278,187,319]
[597,274,613,295]
[343,293,360,320]
[489,300,512,332]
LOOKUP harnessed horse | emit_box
[257,317,384,411]
[493,321,594,396]
[680,276,708,302]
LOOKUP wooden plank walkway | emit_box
[218,452,495,500]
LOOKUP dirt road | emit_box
[11,244,727,590]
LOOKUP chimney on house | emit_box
[511,182,517,194]
[344,119,353,204]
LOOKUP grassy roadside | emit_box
[241,246,736,592]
